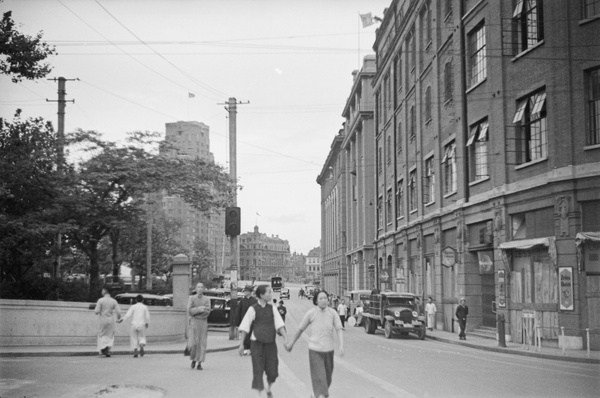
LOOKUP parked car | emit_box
[280,288,290,299]
[207,296,231,326]
[114,293,171,306]
[361,292,426,340]
[345,289,371,317]
[305,285,317,299]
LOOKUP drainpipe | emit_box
[459,0,470,203]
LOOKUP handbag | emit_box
[184,345,190,356]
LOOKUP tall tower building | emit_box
[162,121,229,275]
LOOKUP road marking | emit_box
[277,355,312,398]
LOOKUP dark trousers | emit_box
[243,331,252,350]
[309,349,334,398]
[458,318,467,338]
[250,340,279,391]
[339,315,346,327]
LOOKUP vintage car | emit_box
[114,293,171,306]
[361,292,426,339]
[345,289,371,317]
[279,288,290,300]
[207,296,231,326]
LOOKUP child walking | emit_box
[238,285,288,398]
[118,294,150,357]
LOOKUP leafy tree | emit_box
[0,9,56,82]
[191,238,214,282]
[60,130,235,300]
[0,111,67,284]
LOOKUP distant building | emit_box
[306,247,322,285]
[290,252,307,281]
[239,226,291,281]
[154,121,229,274]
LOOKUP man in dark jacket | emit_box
[455,298,469,340]
[236,285,257,355]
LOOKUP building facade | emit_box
[161,121,229,274]
[368,0,600,349]
[341,56,378,291]
[239,226,291,281]
[306,247,322,285]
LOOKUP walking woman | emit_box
[238,284,288,398]
[188,282,211,369]
[286,290,344,398]
[94,286,122,357]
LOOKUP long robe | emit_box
[94,295,121,352]
[188,295,211,362]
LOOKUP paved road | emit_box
[1,284,598,397]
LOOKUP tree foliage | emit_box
[0,10,56,82]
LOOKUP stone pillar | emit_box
[172,254,191,309]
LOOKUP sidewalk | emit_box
[425,329,600,364]
[0,327,238,358]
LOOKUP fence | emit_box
[532,325,600,358]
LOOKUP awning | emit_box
[575,232,600,247]
[498,237,551,250]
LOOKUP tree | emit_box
[191,238,214,283]
[0,9,56,82]
[0,111,67,284]
[60,130,235,300]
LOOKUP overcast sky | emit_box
[0,0,389,254]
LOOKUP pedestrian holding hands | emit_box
[118,294,150,357]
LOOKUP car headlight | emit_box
[394,311,400,317]
[412,311,418,317]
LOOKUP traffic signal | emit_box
[225,206,241,236]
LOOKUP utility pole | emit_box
[47,77,77,279]
[220,97,249,340]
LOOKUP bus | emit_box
[271,276,283,292]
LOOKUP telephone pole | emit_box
[47,77,77,278]
[220,97,249,340]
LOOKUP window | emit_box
[445,0,453,19]
[376,91,381,130]
[409,170,417,212]
[410,105,416,138]
[583,0,600,18]
[587,67,600,145]
[397,121,403,153]
[396,180,404,218]
[424,157,435,204]
[383,75,389,121]
[425,86,432,121]
[378,146,383,173]
[444,61,453,102]
[468,22,486,87]
[513,89,547,164]
[467,119,489,180]
[386,135,392,163]
[396,55,403,95]
[514,0,544,53]
[377,196,383,229]
[409,29,416,71]
[442,141,457,194]
[386,189,393,224]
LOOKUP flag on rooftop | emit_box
[359,12,374,28]
[188,92,195,98]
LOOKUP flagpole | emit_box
[358,12,361,70]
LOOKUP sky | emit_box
[0,0,389,254]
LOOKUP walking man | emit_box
[277,300,287,322]
[337,299,348,328]
[94,286,121,357]
[236,284,258,355]
[456,297,469,340]
[286,290,344,398]
[238,285,288,398]
[425,296,437,331]
[118,294,150,357]
[188,282,211,369]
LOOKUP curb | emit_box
[425,335,600,365]
[0,345,239,358]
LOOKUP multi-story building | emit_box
[317,130,347,297]
[160,121,229,274]
[367,0,600,349]
[239,226,291,281]
[290,252,306,281]
[341,56,378,291]
[306,247,322,285]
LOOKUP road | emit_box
[1,284,598,397]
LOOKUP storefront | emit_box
[575,232,600,350]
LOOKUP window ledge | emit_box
[466,78,486,94]
[515,156,548,170]
[444,12,452,23]
[579,15,600,25]
[424,200,435,207]
[410,209,418,215]
[443,191,457,199]
[443,98,453,107]
[425,40,432,51]
[469,176,490,186]
[511,40,545,62]
[397,216,405,221]
[584,143,600,151]
[425,117,432,126]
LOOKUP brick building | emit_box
[239,226,291,281]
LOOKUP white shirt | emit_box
[122,302,150,328]
[238,303,285,341]
[425,302,437,315]
[337,304,348,316]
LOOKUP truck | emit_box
[361,292,426,340]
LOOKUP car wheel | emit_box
[384,321,393,339]
[418,327,426,340]
[366,318,376,334]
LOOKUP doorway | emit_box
[481,274,495,327]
